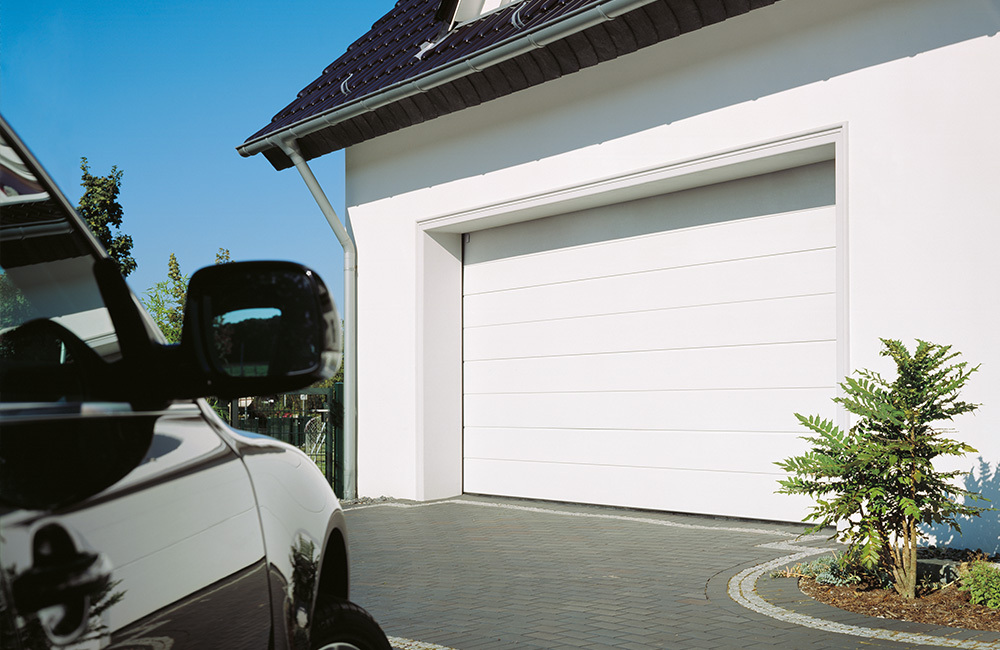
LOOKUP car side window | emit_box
[1,136,122,403]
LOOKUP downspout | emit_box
[279,138,358,500]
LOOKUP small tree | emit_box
[78,158,136,277]
[142,253,188,344]
[142,248,232,343]
[776,339,988,600]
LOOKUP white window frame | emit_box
[453,0,525,25]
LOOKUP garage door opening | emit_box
[462,161,837,521]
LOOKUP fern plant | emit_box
[776,339,989,600]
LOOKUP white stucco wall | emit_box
[344,0,1000,548]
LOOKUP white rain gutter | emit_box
[236,0,659,159]
[238,0,663,500]
[279,138,358,500]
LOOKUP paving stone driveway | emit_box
[343,496,1000,650]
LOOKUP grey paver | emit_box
[345,496,997,649]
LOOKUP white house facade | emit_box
[242,0,1000,550]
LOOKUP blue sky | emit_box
[2,0,398,311]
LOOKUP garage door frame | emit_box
[413,124,848,510]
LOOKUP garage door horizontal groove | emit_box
[463,457,791,475]
[463,385,836,395]
[465,425,808,432]
[464,337,836,362]
[462,291,836,330]
[463,246,835,296]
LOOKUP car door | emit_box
[0,404,273,649]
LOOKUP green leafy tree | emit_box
[0,273,36,329]
[142,249,233,421]
[77,158,136,277]
[141,248,232,344]
[142,253,188,344]
[165,253,186,336]
[776,338,989,600]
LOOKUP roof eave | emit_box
[240,0,776,169]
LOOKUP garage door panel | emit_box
[464,341,836,394]
[463,248,835,328]
[464,428,814,475]
[464,388,834,432]
[464,162,836,267]
[464,293,836,361]
[465,206,835,295]
[463,458,814,522]
[462,163,837,522]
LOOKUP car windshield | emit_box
[0,129,122,403]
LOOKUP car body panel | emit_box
[0,403,272,647]
[199,403,349,649]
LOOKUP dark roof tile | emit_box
[494,58,531,92]
[699,0,730,24]
[513,49,548,87]
[382,96,415,128]
[468,68,503,102]
[583,22,622,61]
[528,46,565,82]
[338,116,367,144]
[642,1,683,39]
[563,30,601,68]
[623,8,661,49]
[548,38,582,75]
[604,11,641,55]
[243,0,781,167]
[663,0,704,31]
[410,91,438,117]
[397,95,429,125]
[451,75,485,105]
[480,63,514,96]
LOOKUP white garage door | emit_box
[462,162,837,521]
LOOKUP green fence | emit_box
[226,384,344,497]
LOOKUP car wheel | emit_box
[311,599,391,650]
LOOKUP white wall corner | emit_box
[414,228,465,500]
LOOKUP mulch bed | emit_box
[799,548,1000,633]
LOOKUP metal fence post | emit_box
[322,387,333,486]
[333,383,344,498]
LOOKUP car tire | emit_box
[311,599,392,650]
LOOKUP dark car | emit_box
[0,115,391,650]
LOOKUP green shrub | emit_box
[959,562,1000,609]
[776,339,989,600]
[773,553,873,587]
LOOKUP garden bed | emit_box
[800,548,1000,633]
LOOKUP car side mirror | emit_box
[180,261,342,398]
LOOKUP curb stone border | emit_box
[728,543,1000,649]
[388,637,459,650]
